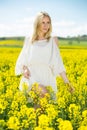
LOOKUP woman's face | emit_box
[39,16,50,35]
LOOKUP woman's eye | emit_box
[47,22,50,24]
[42,22,50,24]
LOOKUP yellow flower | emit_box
[38,114,50,128]
[68,104,80,119]
[57,96,66,108]
[78,126,87,130]
[13,91,27,105]
[82,110,87,118]
[0,119,6,128]
[39,96,48,108]
[11,101,19,110]
[34,127,43,130]
[0,99,8,114]
[22,82,28,93]
[46,104,58,121]
[1,44,87,130]
[58,120,73,130]
[7,116,20,130]
[45,127,54,130]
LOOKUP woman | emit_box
[15,11,74,99]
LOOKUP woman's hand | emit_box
[22,65,31,79]
[59,71,75,94]
[66,82,75,94]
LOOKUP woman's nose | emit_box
[44,23,48,27]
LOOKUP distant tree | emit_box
[68,40,73,45]
[77,35,80,43]
[67,35,71,40]
[0,37,6,40]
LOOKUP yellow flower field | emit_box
[0,47,87,130]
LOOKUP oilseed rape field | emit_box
[0,39,87,130]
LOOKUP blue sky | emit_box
[0,0,87,37]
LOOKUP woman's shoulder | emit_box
[51,36,59,46]
[24,36,30,42]
[23,36,32,48]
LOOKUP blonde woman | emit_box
[15,11,74,100]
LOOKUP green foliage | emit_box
[0,35,87,48]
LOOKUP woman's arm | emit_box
[15,37,30,75]
[59,71,69,83]
[60,71,75,93]
[53,37,75,93]
[53,36,59,46]
[22,65,31,79]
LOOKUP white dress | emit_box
[15,37,66,93]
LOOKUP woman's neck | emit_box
[38,37,45,40]
[38,33,45,40]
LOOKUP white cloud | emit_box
[0,24,10,30]
[0,19,87,37]
[52,21,87,37]
[53,21,75,27]
[0,16,34,37]
[16,16,34,24]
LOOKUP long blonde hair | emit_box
[31,11,52,43]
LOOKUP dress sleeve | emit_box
[15,37,30,75]
[51,38,66,77]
